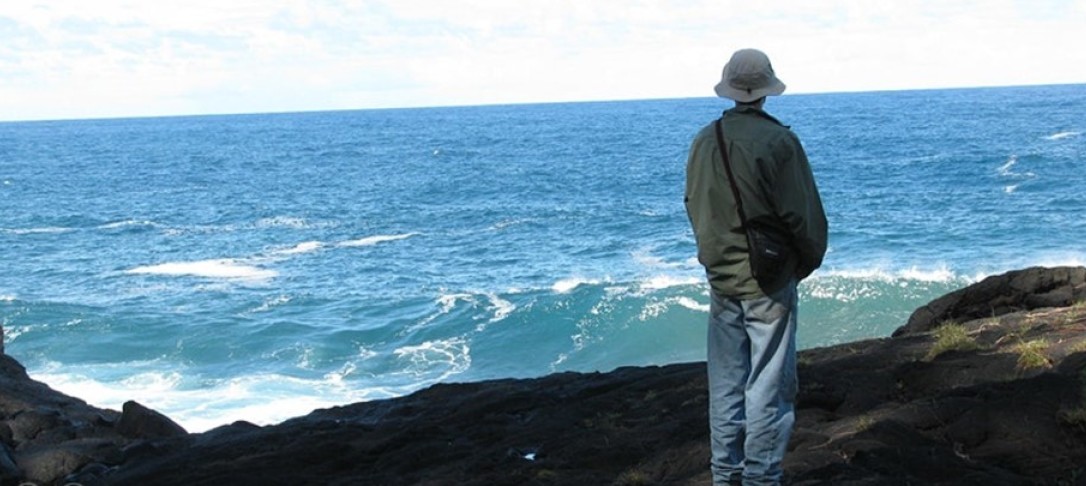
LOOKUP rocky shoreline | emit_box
[1,267,1084,485]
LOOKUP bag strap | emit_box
[713,118,750,228]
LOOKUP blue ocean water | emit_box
[1,85,1084,431]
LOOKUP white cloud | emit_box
[0,0,1083,121]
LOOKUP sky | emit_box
[1,0,1084,121]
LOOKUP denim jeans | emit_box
[707,280,798,486]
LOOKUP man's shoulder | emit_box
[693,119,717,138]
[689,120,718,150]
[744,112,801,146]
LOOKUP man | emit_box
[684,48,828,486]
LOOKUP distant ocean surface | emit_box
[2,85,1084,432]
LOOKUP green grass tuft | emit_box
[613,470,653,486]
[1015,339,1050,369]
[1059,370,1086,432]
[926,323,979,360]
[855,415,876,432]
[1061,408,1086,431]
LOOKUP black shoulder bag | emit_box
[713,118,795,293]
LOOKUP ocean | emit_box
[1,85,1084,432]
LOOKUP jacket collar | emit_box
[722,105,788,128]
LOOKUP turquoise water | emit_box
[2,85,1084,431]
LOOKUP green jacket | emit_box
[684,105,828,299]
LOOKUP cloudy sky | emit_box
[1,0,1083,121]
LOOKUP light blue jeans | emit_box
[707,280,798,486]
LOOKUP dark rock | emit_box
[114,401,187,440]
[0,442,20,483]
[895,266,1086,336]
[8,408,65,444]
[65,461,112,485]
[16,445,92,484]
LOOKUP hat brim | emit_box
[714,78,786,102]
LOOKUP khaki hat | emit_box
[714,48,786,102]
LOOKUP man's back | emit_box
[685,105,826,299]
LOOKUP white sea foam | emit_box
[1044,131,1080,140]
[552,277,603,294]
[676,296,710,313]
[489,219,529,230]
[638,275,701,291]
[0,294,15,302]
[274,241,324,255]
[997,155,1016,175]
[804,265,966,302]
[392,337,472,380]
[255,216,311,229]
[485,293,515,324]
[897,266,956,282]
[126,259,278,280]
[3,226,74,235]
[435,292,473,312]
[996,155,1035,178]
[339,233,417,247]
[33,368,383,433]
[249,294,293,313]
[639,301,668,320]
[27,355,446,433]
[639,294,711,320]
[1021,253,1086,270]
[814,265,958,283]
[3,325,26,343]
[404,292,473,334]
[631,249,685,269]
[99,220,159,230]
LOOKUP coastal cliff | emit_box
[1,267,1084,485]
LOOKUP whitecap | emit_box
[631,249,685,269]
[476,293,515,331]
[255,216,310,229]
[996,155,1018,176]
[638,275,701,291]
[339,233,417,247]
[274,241,324,255]
[486,294,515,323]
[403,292,474,335]
[813,265,957,283]
[675,296,710,313]
[552,277,602,294]
[638,294,711,321]
[996,155,1035,178]
[323,361,358,384]
[126,259,278,280]
[897,266,956,282]
[249,294,293,313]
[3,226,74,235]
[1044,131,1080,140]
[99,220,159,230]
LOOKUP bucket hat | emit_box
[714,49,786,102]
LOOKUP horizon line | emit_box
[3,81,1083,125]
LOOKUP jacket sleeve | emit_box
[773,133,828,280]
